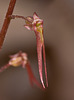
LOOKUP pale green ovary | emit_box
[37,27,43,43]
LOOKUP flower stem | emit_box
[10,15,26,20]
[0,0,16,49]
[0,64,10,72]
[10,15,31,23]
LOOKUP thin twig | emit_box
[10,15,33,23]
[11,15,27,20]
[0,0,16,49]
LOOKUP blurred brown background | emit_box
[0,0,74,100]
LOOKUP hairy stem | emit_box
[11,15,26,20]
[10,15,31,23]
[0,0,16,49]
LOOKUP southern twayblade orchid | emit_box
[24,12,48,88]
[0,51,43,89]
[9,12,48,88]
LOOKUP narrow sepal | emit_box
[43,40,48,87]
[25,61,43,89]
[36,33,45,88]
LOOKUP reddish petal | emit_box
[24,25,32,30]
[0,63,10,72]
[35,33,45,88]
[43,39,48,87]
[33,12,39,20]
[25,61,43,89]
[33,12,43,25]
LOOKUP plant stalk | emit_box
[0,0,16,49]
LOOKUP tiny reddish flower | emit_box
[24,12,48,88]
[0,51,42,89]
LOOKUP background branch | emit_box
[0,0,16,49]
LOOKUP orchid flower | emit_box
[24,12,48,88]
[0,51,42,89]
